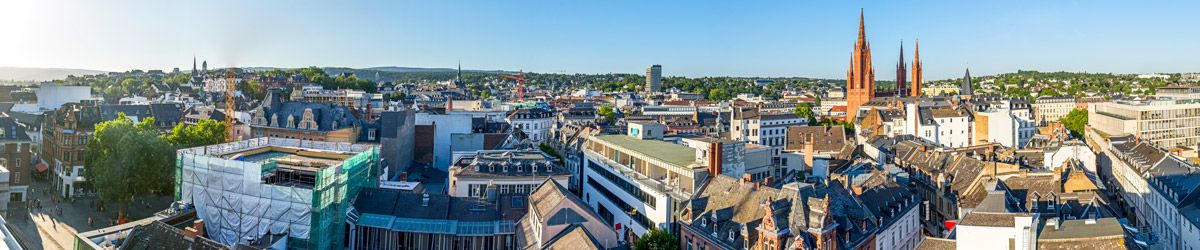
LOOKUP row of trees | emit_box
[258,66,378,92]
[84,115,226,221]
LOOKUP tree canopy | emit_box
[259,66,377,92]
[598,106,617,123]
[1060,109,1088,138]
[635,229,679,250]
[165,119,228,148]
[84,113,176,219]
[794,102,816,125]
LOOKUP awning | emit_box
[35,162,47,172]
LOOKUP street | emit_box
[6,178,173,250]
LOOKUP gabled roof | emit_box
[542,224,603,250]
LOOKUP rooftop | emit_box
[590,135,700,169]
[352,187,517,236]
[452,150,569,179]
[1037,218,1126,250]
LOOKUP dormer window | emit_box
[517,165,524,173]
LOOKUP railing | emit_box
[178,137,375,156]
[583,150,678,197]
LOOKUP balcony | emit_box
[584,150,691,200]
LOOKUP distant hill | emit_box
[0,67,109,81]
[362,66,456,73]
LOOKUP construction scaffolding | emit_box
[176,137,378,250]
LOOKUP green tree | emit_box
[1060,109,1088,138]
[1038,88,1061,97]
[598,106,617,123]
[84,113,176,221]
[165,119,228,148]
[794,102,816,125]
[635,229,679,250]
[238,79,267,100]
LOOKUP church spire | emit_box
[896,41,907,97]
[846,9,875,121]
[962,68,973,96]
[911,39,923,97]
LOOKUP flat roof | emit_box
[591,135,700,169]
[233,146,352,169]
[1038,218,1124,240]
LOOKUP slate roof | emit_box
[680,175,788,249]
[353,187,501,222]
[543,224,603,250]
[682,175,878,250]
[893,140,988,192]
[914,237,956,250]
[1037,218,1126,250]
[451,150,568,179]
[1109,138,1200,229]
[253,90,377,141]
[100,104,151,120]
[120,221,230,250]
[785,126,850,153]
[0,116,31,141]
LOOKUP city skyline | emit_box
[3,1,1200,80]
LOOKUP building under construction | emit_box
[175,137,379,250]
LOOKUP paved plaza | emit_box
[6,178,173,250]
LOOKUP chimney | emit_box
[422,193,431,206]
[708,142,723,177]
[400,172,409,182]
[184,219,205,238]
[804,134,815,169]
[762,177,774,187]
[742,173,753,186]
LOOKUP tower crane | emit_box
[498,71,526,102]
[225,68,236,141]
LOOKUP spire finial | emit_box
[858,9,866,41]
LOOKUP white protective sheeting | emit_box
[180,153,313,246]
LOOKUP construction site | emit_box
[175,137,379,250]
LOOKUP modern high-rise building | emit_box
[846,10,876,121]
[646,64,662,93]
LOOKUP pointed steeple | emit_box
[846,9,875,121]
[896,41,907,97]
[962,68,973,96]
[911,39,923,97]
[858,9,866,45]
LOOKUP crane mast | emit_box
[498,71,526,102]
[225,68,236,141]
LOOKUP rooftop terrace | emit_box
[589,134,700,169]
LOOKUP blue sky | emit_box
[2,0,1198,80]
